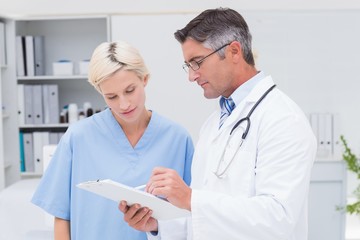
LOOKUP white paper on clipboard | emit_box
[77,179,190,220]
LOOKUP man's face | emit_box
[181,39,234,99]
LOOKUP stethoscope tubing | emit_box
[214,84,277,178]
[230,84,277,137]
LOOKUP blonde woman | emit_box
[32,41,193,240]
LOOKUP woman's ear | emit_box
[143,74,150,86]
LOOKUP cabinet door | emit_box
[309,161,346,240]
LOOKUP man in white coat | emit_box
[119,7,317,240]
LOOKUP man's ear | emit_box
[228,41,243,63]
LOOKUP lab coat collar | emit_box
[213,75,275,139]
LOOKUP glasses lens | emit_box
[182,64,189,73]
[189,61,199,71]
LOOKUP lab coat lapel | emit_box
[211,75,275,141]
[228,76,275,125]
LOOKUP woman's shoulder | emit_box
[63,109,111,136]
[151,111,190,136]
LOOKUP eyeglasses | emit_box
[182,43,230,73]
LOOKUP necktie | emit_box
[219,97,235,129]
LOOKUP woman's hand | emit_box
[118,201,158,232]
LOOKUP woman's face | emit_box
[99,69,148,124]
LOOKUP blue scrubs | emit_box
[31,108,194,240]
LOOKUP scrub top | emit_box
[31,108,194,240]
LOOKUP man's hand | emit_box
[146,167,192,211]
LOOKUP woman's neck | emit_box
[118,109,152,147]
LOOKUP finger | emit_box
[118,201,129,213]
[152,166,168,174]
[123,204,141,222]
[151,186,168,200]
[133,209,153,228]
[130,207,151,226]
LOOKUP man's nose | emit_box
[188,69,199,82]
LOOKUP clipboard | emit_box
[77,179,191,220]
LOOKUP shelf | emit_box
[17,75,88,81]
[20,123,69,129]
[21,172,42,177]
[3,16,109,185]
[0,65,7,69]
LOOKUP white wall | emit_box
[1,0,360,18]
[1,1,359,195]
[111,10,360,196]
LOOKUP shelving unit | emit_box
[0,15,110,185]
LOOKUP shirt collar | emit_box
[219,71,266,108]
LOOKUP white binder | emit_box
[77,179,191,220]
[332,113,342,160]
[25,35,35,76]
[49,132,58,144]
[34,36,45,76]
[17,84,25,126]
[33,131,50,174]
[48,84,59,124]
[324,113,333,158]
[24,85,34,125]
[33,132,43,174]
[0,22,6,66]
[15,36,26,76]
[32,84,43,124]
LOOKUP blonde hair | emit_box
[88,41,150,93]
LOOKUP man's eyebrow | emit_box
[186,55,201,63]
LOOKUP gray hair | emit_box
[174,8,255,65]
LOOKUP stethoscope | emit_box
[213,84,277,178]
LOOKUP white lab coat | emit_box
[149,76,317,240]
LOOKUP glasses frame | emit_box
[182,43,231,73]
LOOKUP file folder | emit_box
[32,85,43,124]
[77,179,191,220]
[0,22,6,66]
[24,85,34,124]
[15,36,26,76]
[25,35,35,76]
[34,36,45,76]
[332,113,342,160]
[48,84,59,124]
[33,131,50,174]
[23,133,34,172]
[17,84,25,126]
[33,132,43,174]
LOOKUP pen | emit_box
[134,184,146,190]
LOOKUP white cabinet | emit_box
[309,161,347,240]
[0,16,110,186]
[0,18,20,190]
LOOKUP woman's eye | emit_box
[126,88,135,94]
[107,95,117,100]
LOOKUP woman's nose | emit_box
[119,96,130,110]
